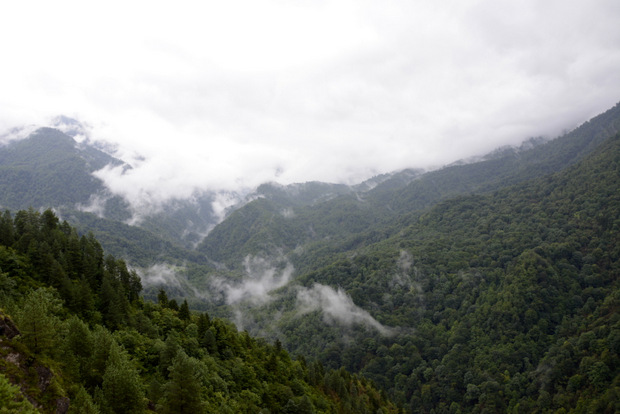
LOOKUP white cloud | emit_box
[1,0,619,208]
[297,283,395,336]
[212,255,294,306]
[138,263,184,288]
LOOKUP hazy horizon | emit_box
[2,0,619,210]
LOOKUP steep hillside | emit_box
[0,126,227,260]
[0,128,120,210]
[0,209,398,413]
[381,101,620,214]
[0,104,618,413]
[235,132,619,413]
[197,102,620,271]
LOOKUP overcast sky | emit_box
[1,0,620,206]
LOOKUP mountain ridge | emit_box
[0,102,618,412]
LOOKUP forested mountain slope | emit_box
[0,127,226,262]
[1,103,619,272]
[0,128,120,210]
[197,102,620,271]
[0,105,618,412]
[241,132,619,413]
[0,209,397,413]
[379,101,620,214]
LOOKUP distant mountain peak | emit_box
[0,124,39,146]
[51,115,91,142]
[448,135,549,166]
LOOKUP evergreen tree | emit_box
[160,350,205,414]
[197,312,211,335]
[85,326,115,390]
[168,299,179,311]
[15,288,62,356]
[157,288,169,308]
[178,299,190,321]
[61,316,94,382]
[68,386,100,414]
[101,342,145,414]
[0,210,14,247]
[99,273,127,329]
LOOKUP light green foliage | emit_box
[68,386,100,414]
[0,208,397,413]
[0,373,38,414]
[15,287,62,356]
[101,342,145,413]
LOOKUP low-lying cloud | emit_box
[297,283,396,336]
[2,1,619,214]
[76,193,110,218]
[211,255,294,306]
[137,263,184,289]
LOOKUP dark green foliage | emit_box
[192,130,619,413]
[197,102,620,272]
[269,133,620,413]
[66,210,202,267]
[178,299,190,321]
[157,288,169,307]
[1,104,619,413]
[0,126,221,266]
[0,211,398,413]
[159,351,205,413]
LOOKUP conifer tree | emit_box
[61,316,94,382]
[178,299,190,321]
[160,350,205,414]
[0,210,14,246]
[16,288,61,356]
[101,342,145,413]
[157,288,169,308]
[68,386,100,414]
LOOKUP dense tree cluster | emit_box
[1,106,619,413]
[258,134,620,413]
[0,209,398,413]
[163,130,620,413]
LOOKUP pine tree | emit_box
[16,288,62,356]
[160,350,205,414]
[84,326,115,390]
[99,273,127,329]
[68,386,100,414]
[101,342,145,413]
[168,299,179,311]
[178,299,190,321]
[0,210,14,247]
[157,288,169,308]
[61,316,94,382]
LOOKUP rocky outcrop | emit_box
[0,312,69,414]
[0,313,20,340]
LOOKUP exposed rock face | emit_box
[56,397,70,413]
[0,313,20,340]
[0,312,69,413]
